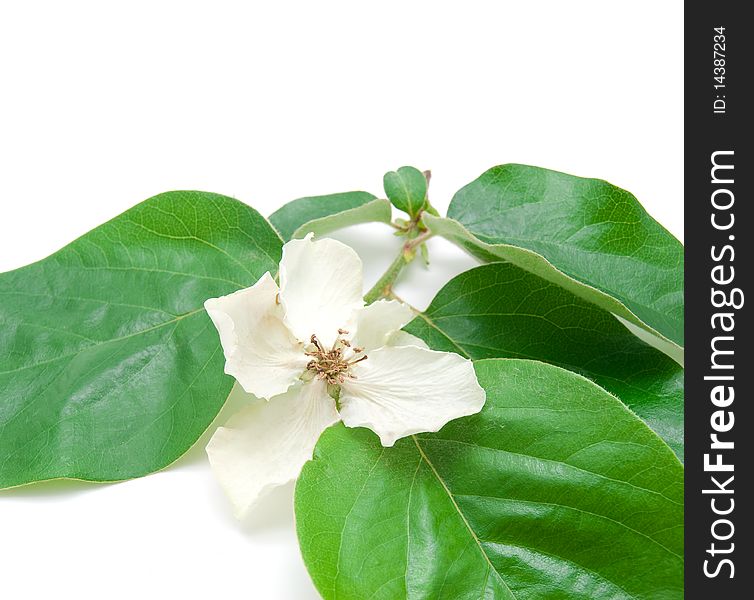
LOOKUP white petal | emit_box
[204,272,308,399]
[339,346,485,446]
[351,299,415,351]
[206,380,340,519]
[279,234,364,347]
[385,330,429,350]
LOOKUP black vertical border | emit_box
[685,3,751,598]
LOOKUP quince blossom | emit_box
[203,234,485,517]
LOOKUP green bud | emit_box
[383,166,428,218]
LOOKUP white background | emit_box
[0,2,683,598]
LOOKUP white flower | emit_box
[203,234,486,518]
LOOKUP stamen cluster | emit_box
[305,329,367,385]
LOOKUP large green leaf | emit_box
[434,164,684,350]
[0,191,281,489]
[404,263,683,458]
[296,359,684,599]
[268,191,391,241]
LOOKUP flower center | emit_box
[304,329,367,385]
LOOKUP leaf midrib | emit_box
[469,233,680,328]
[425,215,684,350]
[409,310,470,359]
[411,435,517,600]
[0,307,204,376]
[411,434,681,600]
[126,215,278,276]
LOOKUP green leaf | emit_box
[404,263,683,458]
[423,214,677,364]
[268,191,391,241]
[383,166,428,217]
[296,359,684,599]
[437,164,684,350]
[0,191,282,489]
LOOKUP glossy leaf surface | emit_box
[296,359,684,599]
[404,263,683,457]
[433,164,683,349]
[0,191,281,488]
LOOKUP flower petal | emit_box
[339,346,486,446]
[279,234,364,347]
[352,299,415,351]
[385,330,429,350]
[206,380,340,519]
[204,272,308,399]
